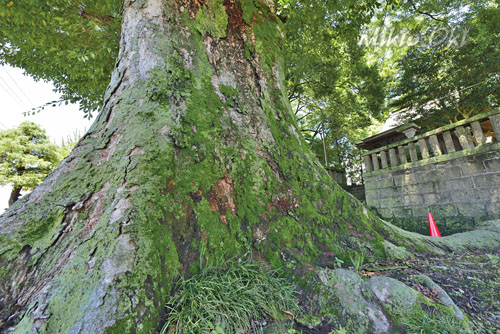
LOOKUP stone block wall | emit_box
[365,150,500,235]
[343,185,366,202]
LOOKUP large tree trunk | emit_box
[0,0,450,332]
[7,187,22,208]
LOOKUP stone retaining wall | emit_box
[344,185,366,202]
[365,148,500,235]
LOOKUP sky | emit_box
[0,65,95,213]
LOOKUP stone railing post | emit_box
[471,121,485,145]
[371,153,380,170]
[418,139,430,159]
[454,126,470,149]
[429,135,442,156]
[389,148,399,167]
[380,150,389,169]
[408,142,418,162]
[363,155,373,172]
[443,131,455,153]
[398,146,407,164]
[489,114,500,140]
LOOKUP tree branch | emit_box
[408,0,449,25]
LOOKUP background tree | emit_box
[0,122,63,206]
[366,0,500,130]
[58,130,85,157]
[0,0,121,115]
[284,0,386,182]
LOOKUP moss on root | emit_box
[297,268,473,334]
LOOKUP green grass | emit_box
[160,260,300,334]
[400,308,468,334]
[348,250,365,272]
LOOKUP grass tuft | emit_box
[160,260,300,334]
[401,308,468,334]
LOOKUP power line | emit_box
[0,74,28,107]
[0,75,28,107]
[1,67,35,106]
[0,80,25,107]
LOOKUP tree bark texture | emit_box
[0,0,398,332]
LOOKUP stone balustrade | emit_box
[363,110,500,174]
[361,109,500,235]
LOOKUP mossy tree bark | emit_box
[0,0,425,333]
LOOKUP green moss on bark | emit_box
[194,0,228,40]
